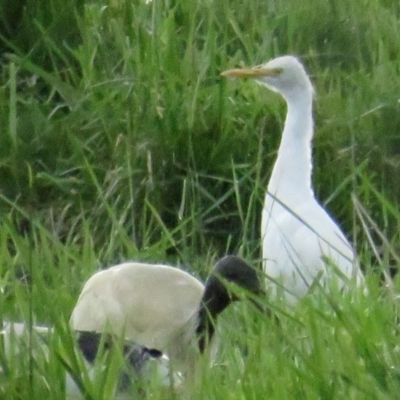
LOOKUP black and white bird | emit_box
[222,56,363,303]
[70,255,262,388]
[1,256,261,397]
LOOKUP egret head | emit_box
[221,55,314,101]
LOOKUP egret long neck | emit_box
[268,92,314,203]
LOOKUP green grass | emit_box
[1,0,400,398]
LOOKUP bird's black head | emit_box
[196,256,263,352]
[203,255,263,311]
[210,255,262,299]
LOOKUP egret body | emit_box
[222,56,363,302]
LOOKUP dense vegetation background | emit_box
[1,0,400,398]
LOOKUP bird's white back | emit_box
[70,262,204,351]
[262,193,360,301]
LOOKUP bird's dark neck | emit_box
[268,93,314,204]
[195,280,231,353]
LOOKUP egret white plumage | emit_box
[70,255,262,385]
[222,56,363,302]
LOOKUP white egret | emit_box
[70,255,262,384]
[222,56,363,303]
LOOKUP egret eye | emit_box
[268,67,283,76]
